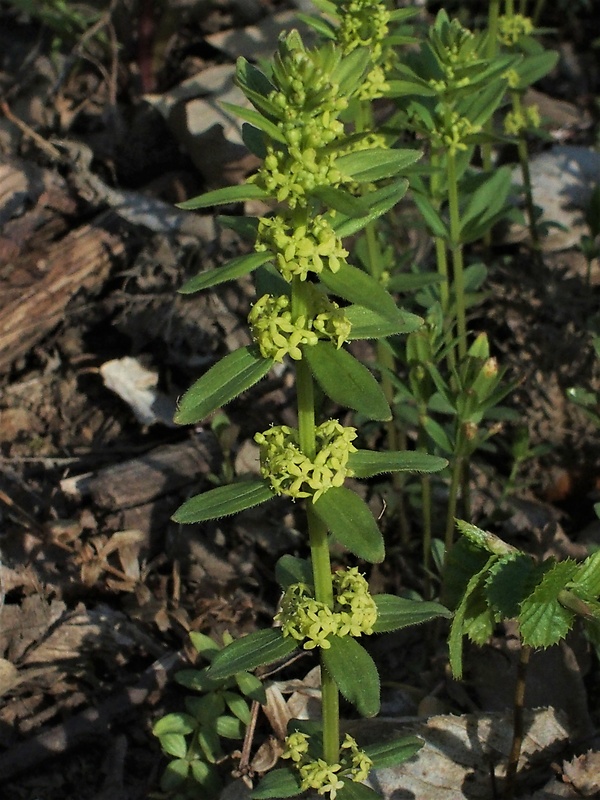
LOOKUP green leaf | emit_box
[252,768,304,799]
[179,251,273,294]
[336,148,421,183]
[422,416,453,454]
[296,12,337,39]
[160,759,190,791]
[275,554,313,589]
[190,760,220,791]
[216,714,245,739]
[173,480,274,524]
[304,342,391,421]
[572,551,600,600]
[348,450,447,478]
[198,726,221,762]
[337,783,382,800]
[242,123,268,159]
[345,304,422,340]
[175,668,218,693]
[189,631,221,660]
[207,629,298,681]
[333,180,410,238]
[312,185,370,217]
[217,214,260,241]
[320,262,402,322]
[484,554,536,619]
[159,733,189,759]
[372,595,451,633]
[220,101,286,143]
[364,736,423,769]
[334,47,371,97]
[174,346,273,424]
[386,272,443,292]
[177,183,270,210]
[235,671,267,704]
[322,635,380,717]
[412,192,448,238]
[313,486,384,564]
[519,560,578,648]
[223,691,252,725]
[153,712,196,737]
[512,50,559,90]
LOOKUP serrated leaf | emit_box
[235,671,267,704]
[363,736,423,769]
[159,733,189,759]
[571,551,600,600]
[484,554,536,619]
[304,342,391,421]
[320,262,402,322]
[177,183,270,210]
[313,486,384,563]
[153,712,196,736]
[160,759,190,790]
[275,554,313,589]
[173,480,274,524]
[336,148,421,183]
[207,629,298,681]
[345,304,422,339]
[179,251,273,294]
[322,635,380,717]
[252,767,304,799]
[372,594,451,633]
[348,450,447,479]
[216,714,245,739]
[519,560,578,648]
[174,346,273,424]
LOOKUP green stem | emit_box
[293,276,339,764]
[444,425,466,551]
[511,92,542,262]
[446,151,467,362]
[418,408,432,597]
[533,0,545,25]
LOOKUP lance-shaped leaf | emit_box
[412,192,449,238]
[348,450,447,479]
[336,148,421,183]
[363,737,423,769]
[217,214,259,241]
[252,768,303,799]
[178,183,270,210]
[320,262,402,322]
[322,635,380,717]
[304,343,391,421]
[179,251,273,294]
[345,304,423,340]
[372,594,451,634]
[296,12,337,40]
[220,101,286,144]
[275,554,313,589]
[173,480,275,524]
[337,783,382,800]
[512,50,559,90]
[174,346,273,424]
[313,486,384,563]
[312,185,370,217]
[207,629,298,681]
[333,179,409,238]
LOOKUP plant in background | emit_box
[153,633,266,798]
[165,25,450,800]
[444,520,600,799]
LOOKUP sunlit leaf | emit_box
[336,148,421,183]
[372,595,451,633]
[345,304,423,339]
[322,635,380,717]
[313,487,384,563]
[179,251,273,294]
[252,768,304,799]
[177,183,270,210]
[348,450,447,478]
[172,481,274,524]
[207,629,298,681]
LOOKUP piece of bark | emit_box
[61,435,221,510]
[0,211,127,372]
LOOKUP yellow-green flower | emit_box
[498,14,534,46]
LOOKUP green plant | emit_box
[445,519,600,799]
[153,632,266,798]
[164,20,452,800]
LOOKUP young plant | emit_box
[444,520,600,798]
[168,24,450,800]
[153,632,266,798]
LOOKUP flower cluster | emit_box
[276,568,378,650]
[498,14,534,47]
[282,732,373,800]
[248,288,351,362]
[428,18,478,95]
[255,420,357,501]
[253,146,345,208]
[336,0,395,100]
[503,104,541,136]
[255,214,348,282]
[429,109,482,155]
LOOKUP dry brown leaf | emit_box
[562,751,600,796]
